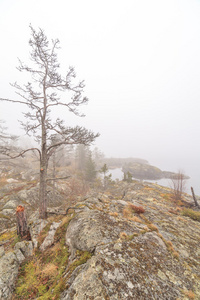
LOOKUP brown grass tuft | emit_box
[41,263,58,278]
[109,212,118,217]
[128,203,145,214]
[129,216,142,223]
[120,232,128,239]
[183,290,195,300]
[123,207,132,219]
[147,223,158,232]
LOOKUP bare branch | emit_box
[46,176,70,182]
[0,146,41,162]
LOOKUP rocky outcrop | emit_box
[0,180,199,299]
[61,182,200,299]
[0,241,33,299]
[0,180,66,231]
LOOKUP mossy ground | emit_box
[181,208,200,222]
[0,229,20,252]
[13,215,93,300]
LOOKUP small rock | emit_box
[14,249,25,263]
[0,247,5,258]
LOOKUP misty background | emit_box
[0,0,200,195]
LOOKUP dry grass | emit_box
[172,251,179,259]
[40,263,58,278]
[109,212,118,217]
[181,208,200,222]
[157,233,179,259]
[147,223,158,232]
[183,290,195,300]
[123,206,143,223]
[129,216,142,223]
[168,209,178,215]
[177,216,187,222]
[0,176,8,188]
[166,240,173,248]
[120,232,128,239]
[123,207,132,219]
[49,242,61,254]
[60,216,71,226]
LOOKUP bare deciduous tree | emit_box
[170,170,186,201]
[0,26,99,218]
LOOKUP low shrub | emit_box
[181,208,200,222]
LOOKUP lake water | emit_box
[108,168,200,196]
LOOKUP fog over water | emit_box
[0,0,200,195]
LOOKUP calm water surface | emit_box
[109,168,200,196]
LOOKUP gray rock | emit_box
[0,252,20,300]
[40,221,61,251]
[6,178,18,183]
[14,249,25,264]
[14,241,34,258]
[62,187,200,299]
[29,218,48,248]
[114,200,127,206]
[65,209,139,260]
[3,200,19,210]
[1,209,14,216]
[0,247,5,258]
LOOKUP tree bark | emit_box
[39,167,47,219]
[16,206,29,239]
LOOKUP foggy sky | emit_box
[1,0,200,192]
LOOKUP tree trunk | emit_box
[52,150,56,203]
[16,206,29,239]
[39,163,47,219]
[39,134,48,219]
[39,116,48,219]
[191,187,200,208]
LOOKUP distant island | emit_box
[122,162,190,181]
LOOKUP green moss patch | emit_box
[181,208,200,222]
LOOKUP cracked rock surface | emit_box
[62,182,200,299]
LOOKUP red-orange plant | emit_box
[128,203,145,214]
